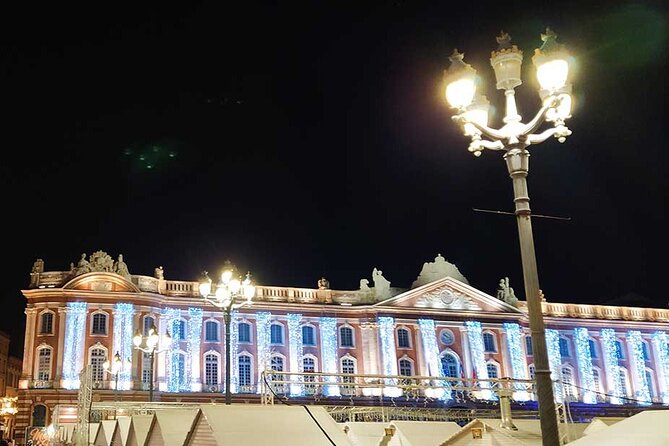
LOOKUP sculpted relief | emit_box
[415,286,482,310]
[73,250,131,279]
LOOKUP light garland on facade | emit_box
[418,319,451,401]
[503,323,529,401]
[601,328,623,404]
[652,331,669,404]
[163,307,181,392]
[255,312,272,392]
[113,303,134,390]
[573,327,596,404]
[62,302,88,389]
[188,308,203,392]
[545,329,564,403]
[319,317,340,396]
[229,310,239,393]
[287,313,304,396]
[378,317,401,397]
[464,321,492,400]
[627,330,651,405]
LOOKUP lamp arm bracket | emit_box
[526,124,572,145]
[452,114,506,141]
[469,138,505,153]
[519,103,553,136]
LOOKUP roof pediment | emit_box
[374,277,521,314]
[62,272,140,293]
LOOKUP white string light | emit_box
[319,317,340,396]
[187,308,203,392]
[503,322,529,401]
[652,331,669,404]
[378,317,401,397]
[573,327,596,404]
[62,302,88,389]
[601,328,623,404]
[287,313,304,396]
[545,329,564,403]
[255,312,272,392]
[627,330,651,405]
[418,319,451,401]
[464,321,492,400]
[113,303,134,390]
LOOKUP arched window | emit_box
[399,358,413,376]
[302,325,316,346]
[303,356,317,394]
[39,311,54,335]
[238,355,253,390]
[486,362,500,379]
[141,353,152,385]
[483,332,497,352]
[91,312,108,335]
[588,339,598,359]
[270,323,284,345]
[618,368,631,397]
[525,336,533,356]
[31,404,47,427]
[339,326,354,348]
[561,367,576,400]
[90,347,106,383]
[440,352,461,378]
[271,355,285,394]
[238,322,251,343]
[176,320,187,341]
[143,316,155,335]
[397,328,411,349]
[36,346,52,381]
[205,320,219,342]
[615,340,625,360]
[559,338,570,358]
[341,357,356,396]
[204,353,219,386]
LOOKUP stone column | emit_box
[21,309,37,382]
[55,306,67,384]
[459,327,473,379]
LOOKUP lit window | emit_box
[238,355,252,389]
[270,324,284,344]
[37,348,52,381]
[91,313,107,335]
[618,368,630,397]
[525,336,533,356]
[588,339,598,359]
[399,359,413,376]
[143,316,155,335]
[559,338,570,358]
[486,363,499,379]
[397,328,411,349]
[341,358,356,395]
[40,312,53,335]
[205,321,219,342]
[302,326,315,346]
[303,357,316,393]
[175,353,186,389]
[528,364,536,380]
[271,356,285,394]
[142,353,152,384]
[562,367,575,400]
[90,348,106,383]
[642,342,651,361]
[204,353,218,386]
[615,340,625,360]
[592,369,602,399]
[483,332,496,352]
[441,353,460,378]
[238,322,251,343]
[176,320,186,341]
[339,327,354,348]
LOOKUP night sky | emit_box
[1,1,667,357]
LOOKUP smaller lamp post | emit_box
[199,261,256,405]
[133,323,172,402]
[0,396,18,440]
[102,351,127,400]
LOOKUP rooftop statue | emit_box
[411,253,469,289]
[317,277,330,290]
[496,277,519,307]
[372,268,391,300]
[114,254,131,279]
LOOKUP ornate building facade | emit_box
[15,251,669,443]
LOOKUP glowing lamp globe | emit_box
[490,31,523,90]
[532,28,570,92]
[463,95,490,136]
[444,49,477,110]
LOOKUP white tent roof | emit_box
[389,420,462,446]
[342,422,388,446]
[568,410,669,446]
[126,414,154,446]
[116,417,132,446]
[193,404,352,446]
[439,418,588,445]
[89,422,101,445]
[146,408,199,446]
[95,420,118,446]
[582,417,625,436]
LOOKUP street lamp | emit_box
[133,323,172,402]
[199,261,256,405]
[0,396,18,440]
[443,29,573,446]
[102,351,126,398]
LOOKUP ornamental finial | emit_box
[496,31,513,51]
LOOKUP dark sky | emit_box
[1,1,667,356]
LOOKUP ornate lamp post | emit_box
[133,324,172,402]
[199,261,256,405]
[0,396,18,440]
[102,351,127,400]
[443,29,573,446]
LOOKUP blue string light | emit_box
[545,329,564,403]
[62,302,88,389]
[187,308,203,391]
[319,317,340,396]
[255,312,272,392]
[113,303,134,390]
[574,327,596,404]
[230,310,239,393]
[163,307,181,392]
[627,330,651,405]
[418,319,451,401]
[464,321,493,400]
[503,323,529,401]
[378,317,401,397]
[601,328,623,404]
[652,331,669,404]
[287,313,304,396]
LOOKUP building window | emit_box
[176,320,186,341]
[645,370,655,399]
[302,326,316,346]
[238,355,252,389]
[175,353,186,389]
[486,362,499,380]
[339,327,354,348]
[615,340,625,360]
[562,367,576,400]
[271,356,285,394]
[618,368,630,397]
[559,338,570,358]
[341,357,356,395]
[528,364,535,380]
[205,321,219,342]
[204,353,218,386]
[40,312,54,335]
[91,313,107,335]
[238,322,251,343]
[588,339,598,359]
[642,342,651,361]
[303,357,316,393]
[270,324,284,345]
[399,359,413,377]
[525,336,533,356]
[441,353,461,378]
[397,328,411,349]
[37,347,52,381]
[142,353,152,384]
[592,369,602,400]
[31,404,47,427]
[440,329,455,346]
[143,316,155,335]
[483,332,496,352]
[90,348,106,383]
